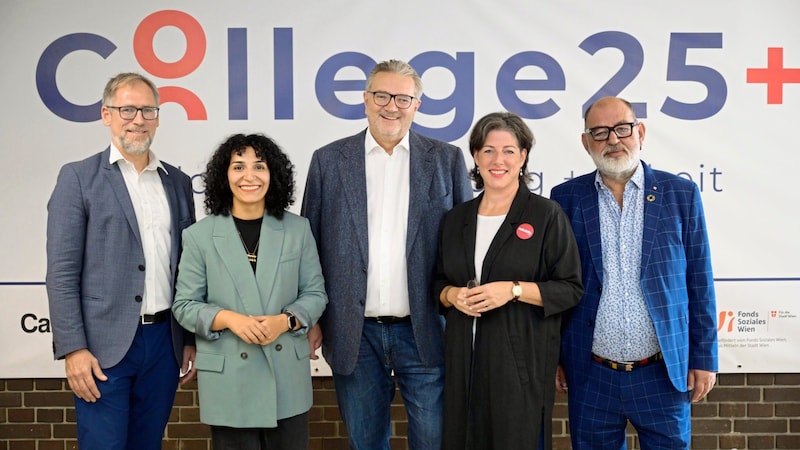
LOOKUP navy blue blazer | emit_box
[550,162,717,392]
[46,148,196,368]
[301,129,473,375]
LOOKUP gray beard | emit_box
[116,135,152,156]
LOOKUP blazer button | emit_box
[138,265,145,271]
[597,287,602,293]
[275,344,283,351]
[240,352,248,359]
[134,295,143,302]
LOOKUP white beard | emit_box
[592,144,639,181]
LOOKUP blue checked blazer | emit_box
[550,162,718,392]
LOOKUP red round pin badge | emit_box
[516,223,534,240]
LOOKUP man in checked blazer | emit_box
[301,59,472,450]
[550,96,718,449]
[45,73,196,450]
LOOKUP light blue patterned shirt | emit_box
[592,162,660,362]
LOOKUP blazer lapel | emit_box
[579,174,605,283]
[254,215,284,308]
[213,216,264,316]
[640,164,661,276]
[461,196,481,282]
[102,147,142,248]
[157,167,180,279]
[407,131,433,258]
[336,132,370,266]
[480,184,527,282]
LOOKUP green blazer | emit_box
[173,212,327,428]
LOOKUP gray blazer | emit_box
[301,129,473,375]
[46,148,196,368]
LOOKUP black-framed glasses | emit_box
[106,105,160,120]
[584,122,638,141]
[367,91,416,109]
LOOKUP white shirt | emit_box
[363,131,411,317]
[109,145,173,315]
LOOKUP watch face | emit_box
[512,283,522,297]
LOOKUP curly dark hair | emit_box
[203,133,295,219]
[468,112,535,190]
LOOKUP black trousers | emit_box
[210,412,309,450]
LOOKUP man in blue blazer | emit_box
[550,97,718,449]
[301,60,472,450]
[45,73,196,450]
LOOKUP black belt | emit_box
[140,309,170,325]
[592,352,663,372]
[365,316,411,324]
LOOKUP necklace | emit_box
[237,231,259,263]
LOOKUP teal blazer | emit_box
[172,212,327,428]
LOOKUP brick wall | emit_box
[1,373,798,449]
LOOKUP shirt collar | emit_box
[364,129,410,156]
[109,143,167,174]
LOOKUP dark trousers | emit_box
[210,412,310,450]
[74,321,178,450]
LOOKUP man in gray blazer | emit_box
[301,59,473,450]
[45,72,196,450]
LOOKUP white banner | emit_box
[1,0,799,376]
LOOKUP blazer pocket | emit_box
[293,338,311,360]
[194,352,225,373]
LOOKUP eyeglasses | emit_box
[106,105,160,120]
[367,91,417,109]
[584,122,638,141]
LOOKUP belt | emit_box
[140,309,170,325]
[592,352,663,372]
[365,316,411,324]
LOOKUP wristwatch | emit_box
[284,311,298,330]
[511,281,522,302]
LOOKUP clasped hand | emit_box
[454,281,510,317]
[225,311,287,345]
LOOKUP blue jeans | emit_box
[332,319,444,450]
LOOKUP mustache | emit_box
[602,144,629,156]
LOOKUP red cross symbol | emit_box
[747,47,800,104]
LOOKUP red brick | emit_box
[719,433,746,449]
[7,408,34,422]
[36,409,64,423]
[0,424,51,439]
[8,441,35,450]
[719,403,746,417]
[0,394,22,408]
[707,387,761,402]
[34,380,65,391]
[746,373,774,385]
[748,434,775,448]
[691,434,717,448]
[39,442,67,450]
[735,418,788,433]
[24,392,73,407]
[764,387,800,402]
[777,434,800,449]
[747,402,774,417]
[4,380,34,392]
[52,424,77,439]
[692,418,732,433]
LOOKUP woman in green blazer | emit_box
[173,133,327,450]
